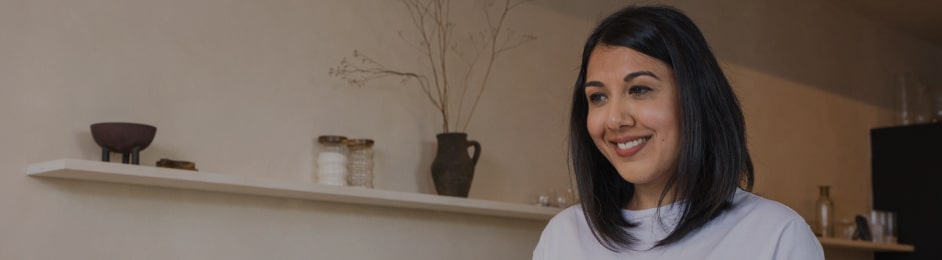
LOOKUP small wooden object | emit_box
[156,158,197,171]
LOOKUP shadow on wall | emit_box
[533,0,942,111]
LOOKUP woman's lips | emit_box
[612,136,650,157]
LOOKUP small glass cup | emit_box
[536,192,553,207]
[839,218,856,240]
[870,210,887,243]
[884,211,897,244]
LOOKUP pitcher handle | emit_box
[468,140,481,166]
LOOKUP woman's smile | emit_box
[610,135,651,157]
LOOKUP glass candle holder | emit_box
[347,139,375,188]
[317,135,348,186]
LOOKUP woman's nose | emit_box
[605,101,634,130]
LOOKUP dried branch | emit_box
[329,51,446,130]
[461,0,533,131]
[329,0,535,133]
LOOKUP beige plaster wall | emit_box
[0,0,937,259]
[671,1,941,258]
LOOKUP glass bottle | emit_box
[815,186,835,237]
[932,89,942,123]
[913,80,932,124]
[316,135,348,186]
[896,74,912,125]
[346,139,374,188]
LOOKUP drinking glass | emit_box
[885,211,897,244]
[870,210,886,243]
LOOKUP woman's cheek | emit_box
[586,109,606,137]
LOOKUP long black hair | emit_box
[569,5,754,251]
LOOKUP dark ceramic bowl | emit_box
[90,122,157,153]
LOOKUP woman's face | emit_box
[584,45,681,189]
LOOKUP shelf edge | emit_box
[27,159,562,221]
[818,237,914,252]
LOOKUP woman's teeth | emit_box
[616,137,649,150]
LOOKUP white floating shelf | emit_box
[818,237,914,252]
[27,160,915,252]
[27,159,561,220]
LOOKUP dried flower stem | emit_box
[329,0,534,133]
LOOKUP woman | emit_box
[533,5,824,259]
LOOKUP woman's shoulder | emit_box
[535,204,610,258]
[539,204,602,245]
[724,190,825,259]
[728,189,807,227]
[544,204,586,231]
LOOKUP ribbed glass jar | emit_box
[347,139,374,188]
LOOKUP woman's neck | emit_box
[626,183,676,210]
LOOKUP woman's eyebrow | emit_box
[584,81,604,88]
[584,71,658,89]
[625,71,659,81]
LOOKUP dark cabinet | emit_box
[871,123,942,260]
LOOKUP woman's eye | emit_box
[628,85,653,96]
[587,93,608,104]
